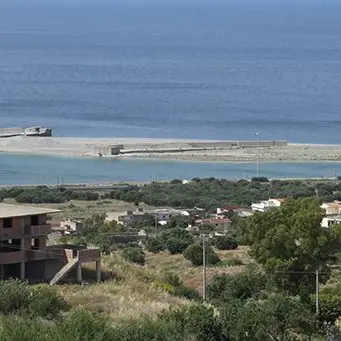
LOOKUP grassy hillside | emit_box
[56,248,250,322]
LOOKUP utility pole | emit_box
[255,131,260,177]
[202,235,207,302]
[316,270,319,315]
[154,216,158,237]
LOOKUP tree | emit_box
[122,247,146,265]
[183,244,220,266]
[214,236,238,250]
[242,198,341,296]
[146,238,165,253]
[160,228,194,254]
[166,238,190,255]
[312,294,341,326]
[208,268,268,302]
[220,293,316,341]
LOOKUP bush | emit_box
[224,258,244,266]
[28,284,68,318]
[165,238,190,254]
[122,247,146,265]
[208,269,268,302]
[146,238,165,253]
[251,177,269,182]
[0,280,67,318]
[183,244,220,266]
[174,285,200,300]
[15,187,65,204]
[0,280,30,315]
[160,305,223,341]
[214,236,238,250]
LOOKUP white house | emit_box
[321,216,341,228]
[321,201,341,216]
[60,219,83,235]
[251,198,285,213]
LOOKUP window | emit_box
[31,215,39,226]
[31,238,40,250]
[3,218,12,228]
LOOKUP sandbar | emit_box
[1,136,341,163]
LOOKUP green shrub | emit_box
[15,187,65,204]
[0,281,67,319]
[0,280,31,315]
[183,244,220,266]
[208,269,268,302]
[146,238,165,253]
[251,177,270,182]
[160,305,223,341]
[174,285,200,300]
[224,258,244,266]
[214,236,238,250]
[122,247,146,265]
[28,285,68,318]
[58,309,113,341]
[165,238,190,254]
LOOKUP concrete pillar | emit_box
[96,260,101,283]
[20,261,25,280]
[0,264,4,280]
[77,263,82,283]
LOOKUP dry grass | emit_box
[146,246,251,294]
[56,247,250,322]
[57,253,188,322]
[8,198,157,220]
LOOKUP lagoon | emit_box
[0,154,340,185]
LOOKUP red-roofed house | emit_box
[195,217,232,231]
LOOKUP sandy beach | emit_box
[1,136,341,162]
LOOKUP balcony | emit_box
[0,251,25,264]
[24,225,52,236]
[77,248,101,262]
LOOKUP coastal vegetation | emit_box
[3,177,341,210]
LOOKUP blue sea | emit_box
[1,0,341,183]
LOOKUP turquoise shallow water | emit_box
[0,154,340,185]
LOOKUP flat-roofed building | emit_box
[0,204,101,284]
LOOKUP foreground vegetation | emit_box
[4,180,341,339]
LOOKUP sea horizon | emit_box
[1,1,341,143]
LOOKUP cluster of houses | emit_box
[50,197,341,240]
[251,198,341,229]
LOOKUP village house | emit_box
[150,208,189,222]
[321,215,341,228]
[251,198,285,213]
[195,217,232,232]
[0,204,101,284]
[216,205,254,218]
[106,208,148,226]
[60,218,84,235]
[321,201,341,216]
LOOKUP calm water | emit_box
[0,1,341,143]
[0,154,340,185]
[1,1,341,184]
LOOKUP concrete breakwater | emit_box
[97,140,288,156]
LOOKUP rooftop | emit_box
[0,204,61,219]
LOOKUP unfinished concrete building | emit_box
[0,204,101,284]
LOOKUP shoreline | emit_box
[1,136,341,163]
